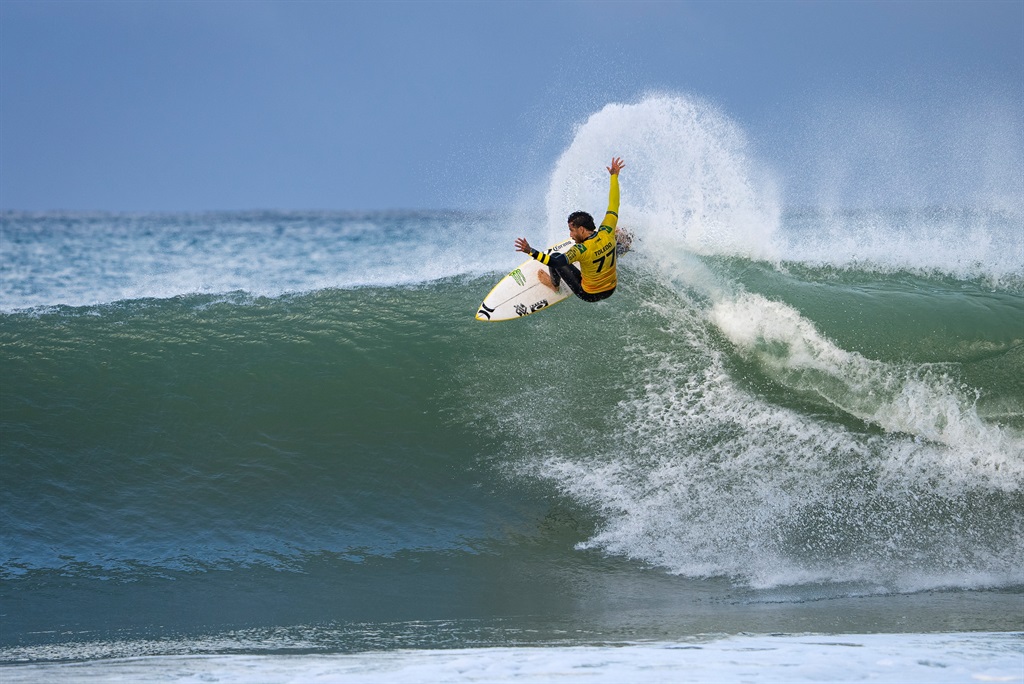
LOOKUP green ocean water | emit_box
[2,256,1022,660]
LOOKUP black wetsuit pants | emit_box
[548,253,615,303]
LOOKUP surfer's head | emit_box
[567,211,596,243]
[567,211,596,232]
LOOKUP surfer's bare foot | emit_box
[537,270,557,291]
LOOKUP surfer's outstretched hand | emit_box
[514,237,532,254]
[607,157,625,175]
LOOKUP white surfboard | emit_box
[475,238,575,321]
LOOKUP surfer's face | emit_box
[568,222,589,243]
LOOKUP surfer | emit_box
[515,157,626,303]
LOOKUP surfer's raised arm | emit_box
[602,157,624,233]
[604,156,634,255]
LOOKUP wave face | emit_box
[2,94,1022,657]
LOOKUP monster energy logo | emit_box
[510,268,526,286]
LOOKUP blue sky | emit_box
[1,0,1021,211]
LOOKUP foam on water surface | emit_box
[2,633,1020,683]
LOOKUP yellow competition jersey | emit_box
[540,174,621,294]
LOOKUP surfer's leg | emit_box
[548,262,565,286]
[538,265,572,291]
[547,265,561,289]
[546,253,586,297]
[546,253,613,302]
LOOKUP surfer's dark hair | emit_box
[567,211,595,231]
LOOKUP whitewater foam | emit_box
[542,94,781,260]
[773,207,1023,287]
[543,95,1022,287]
[2,633,1020,683]
[709,291,1024,492]
[0,211,497,310]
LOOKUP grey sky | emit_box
[1,0,1021,211]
